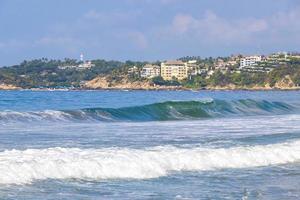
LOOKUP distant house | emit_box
[240,56,262,69]
[161,60,187,80]
[78,61,95,69]
[239,55,274,73]
[215,59,226,69]
[128,66,139,75]
[186,60,201,76]
[58,61,95,70]
[227,60,238,66]
[289,53,300,59]
[58,65,78,70]
[141,64,160,79]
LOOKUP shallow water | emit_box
[1,90,300,199]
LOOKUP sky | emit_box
[0,0,299,66]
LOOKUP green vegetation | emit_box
[152,76,180,86]
[0,59,129,88]
[180,64,300,89]
[0,57,300,89]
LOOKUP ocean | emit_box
[0,90,300,199]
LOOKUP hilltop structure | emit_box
[239,56,262,69]
[58,54,95,70]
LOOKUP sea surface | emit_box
[1,90,300,199]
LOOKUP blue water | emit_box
[1,90,300,199]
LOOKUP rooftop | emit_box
[164,60,185,65]
[143,64,159,68]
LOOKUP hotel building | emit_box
[161,60,188,80]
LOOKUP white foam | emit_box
[0,110,72,122]
[1,140,300,185]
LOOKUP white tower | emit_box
[80,53,84,62]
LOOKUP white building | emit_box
[186,60,201,76]
[239,55,275,73]
[78,61,95,69]
[58,61,95,70]
[128,66,139,75]
[58,65,78,70]
[240,56,262,68]
[141,64,160,79]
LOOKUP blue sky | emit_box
[0,0,299,66]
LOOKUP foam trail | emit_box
[0,110,73,122]
[1,140,300,185]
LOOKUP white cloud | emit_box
[0,40,29,49]
[130,31,148,49]
[34,36,84,53]
[83,9,141,26]
[172,14,195,34]
[117,31,148,50]
[36,37,77,46]
[271,7,300,29]
[82,10,148,49]
[167,10,269,44]
[162,7,300,48]
[126,0,182,5]
[159,0,181,4]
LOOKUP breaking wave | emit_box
[1,140,300,185]
[0,99,296,122]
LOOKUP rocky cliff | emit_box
[84,76,182,90]
[0,84,21,90]
[207,75,299,90]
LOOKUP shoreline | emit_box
[1,86,300,92]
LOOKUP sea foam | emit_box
[1,140,300,185]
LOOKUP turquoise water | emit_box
[1,90,300,199]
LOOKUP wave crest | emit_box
[1,140,300,185]
[0,99,295,122]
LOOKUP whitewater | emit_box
[1,90,300,199]
[1,140,300,185]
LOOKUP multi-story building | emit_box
[161,60,188,80]
[240,55,275,73]
[214,59,226,69]
[128,66,139,75]
[186,60,201,76]
[141,64,160,79]
[240,56,262,69]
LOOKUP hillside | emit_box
[84,76,182,90]
[0,58,300,90]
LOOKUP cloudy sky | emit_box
[0,0,299,65]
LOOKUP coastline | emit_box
[1,78,300,91]
[1,86,300,92]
